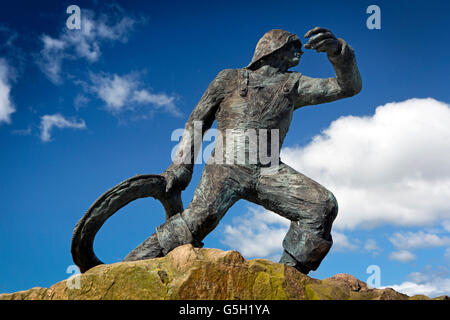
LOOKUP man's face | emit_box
[277,42,304,69]
[285,42,304,67]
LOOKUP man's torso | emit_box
[212,68,301,166]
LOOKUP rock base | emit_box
[1,245,447,300]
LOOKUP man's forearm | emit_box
[169,118,202,173]
[295,38,362,108]
[163,118,202,192]
[327,38,362,97]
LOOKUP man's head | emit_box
[247,29,303,71]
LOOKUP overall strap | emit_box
[238,69,249,97]
[281,72,302,95]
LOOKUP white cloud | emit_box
[0,59,15,124]
[389,250,416,262]
[40,113,86,142]
[221,206,288,259]
[385,280,450,297]
[443,220,450,232]
[0,27,25,76]
[90,73,138,111]
[383,270,450,297]
[37,35,66,84]
[445,248,450,260]
[42,35,66,51]
[89,72,181,117]
[133,89,182,117]
[331,231,359,252]
[364,239,381,255]
[67,12,135,62]
[281,98,450,230]
[37,9,137,84]
[389,231,450,250]
[74,94,90,110]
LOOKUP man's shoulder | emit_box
[213,69,241,90]
[286,71,303,79]
[216,68,239,78]
[209,69,240,93]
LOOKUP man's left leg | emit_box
[250,163,338,274]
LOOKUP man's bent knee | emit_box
[325,190,338,222]
[312,189,337,222]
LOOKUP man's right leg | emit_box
[124,164,251,261]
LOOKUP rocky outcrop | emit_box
[0,245,447,300]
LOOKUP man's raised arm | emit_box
[294,27,362,109]
[162,69,234,192]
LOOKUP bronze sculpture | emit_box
[72,27,362,274]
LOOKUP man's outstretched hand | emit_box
[304,27,342,56]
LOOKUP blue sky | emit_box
[1,0,449,297]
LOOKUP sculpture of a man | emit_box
[122,27,362,274]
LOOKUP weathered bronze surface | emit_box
[72,27,362,274]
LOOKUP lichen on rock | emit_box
[0,245,447,300]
